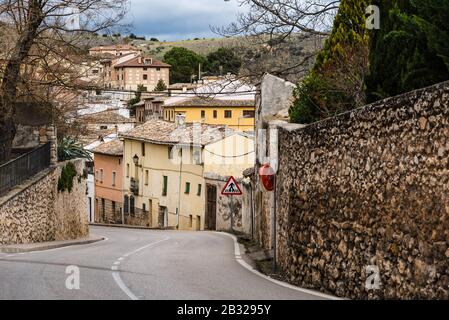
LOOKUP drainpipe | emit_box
[177,147,183,229]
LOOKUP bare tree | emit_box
[212,0,341,82]
[0,0,129,162]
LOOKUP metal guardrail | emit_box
[0,142,51,196]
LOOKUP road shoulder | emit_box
[0,234,105,253]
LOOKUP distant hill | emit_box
[86,34,324,83]
[131,37,243,59]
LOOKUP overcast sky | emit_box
[127,0,245,41]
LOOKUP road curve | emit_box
[0,226,329,300]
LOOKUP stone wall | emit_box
[276,81,449,299]
[205,174,253,235]
[254,74,296,250]
[0,159,89,245]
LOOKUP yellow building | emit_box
[163,98,255,132]
[120,117,254,230]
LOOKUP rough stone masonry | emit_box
[0,159,89,245]
[276,81,449,299]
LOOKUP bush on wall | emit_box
[58,162,78,193]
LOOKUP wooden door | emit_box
[205,184,217,230]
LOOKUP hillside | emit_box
[132,37,242,59]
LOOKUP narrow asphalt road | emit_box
[0,226,329,300]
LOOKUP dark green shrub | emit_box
[58,162,77,193]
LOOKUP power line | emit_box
[203,149,255,158]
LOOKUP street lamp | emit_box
[133,154,140,166]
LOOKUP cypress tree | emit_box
[290,0,370,124]
[366,0,449,102]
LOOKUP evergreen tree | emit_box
[366,0,449,102]
[204,47,242,76]
[290,0,370,124]
[163,47,205,83]
[154,79,167,92]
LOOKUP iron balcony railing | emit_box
[0,142,51,196]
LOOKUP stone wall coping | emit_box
[0,158,85,207]
[204,172,249,184]
[0,167,55,206]
[278,80,449,133]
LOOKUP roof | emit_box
[92,138,123,156]
[164,98,255,108]
[80,110,135,124]
[133,100,145,107]
[120,119,234,146]
[168,83,199,90]
[89,44,141,52]
[114,56,171,68]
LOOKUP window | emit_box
[185,182,191,194]
[126,164,130,177]
[224,110,232,118]
[162,176,168,196]
[189,215,193,228]
[201,110,206,119]
[124,195,129,214]
[112,172,116,186]
[213,110,218,118]
[112,201,116,213]
[168,146,174,159]
[100,169,104,183]
[101,198,105,218]
[143,67,148,71]
[193,149,202,165]
[197,184,202,196]
[141,142,146,157]
[100,125,108,130]
[95,170,99,182]
[243,110,255,118]
[130,196,135,215]
[143,74,148,80]
[145,170,149,185]
[142,203,146,213]
[156,67,161,71]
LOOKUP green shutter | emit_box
[185,182,190,194]
[163,176,168,196]
[197,184,202,196]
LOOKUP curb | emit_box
[90,223,174,231]
[217,232,342,300]
[0,235,105,253]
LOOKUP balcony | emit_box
[130,177,139,195]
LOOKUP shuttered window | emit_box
[124,195,129,214]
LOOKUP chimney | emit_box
[175,114,186,128]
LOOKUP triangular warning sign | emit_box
[221,176,243,195]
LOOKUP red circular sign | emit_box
[259,164,275,191]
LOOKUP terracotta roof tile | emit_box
[120,119,233,146]
[92,139,123,156]
[80,110,135,124]
[164,98,255,108]
[114,56,171,68]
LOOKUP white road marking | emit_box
[111,237,170,300]
[218,232,341,300]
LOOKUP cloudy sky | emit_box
[127,0,246,41]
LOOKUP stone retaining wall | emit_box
[0,159,89,245]
[276,81,449,299]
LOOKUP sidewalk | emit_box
[0,235,104,253]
